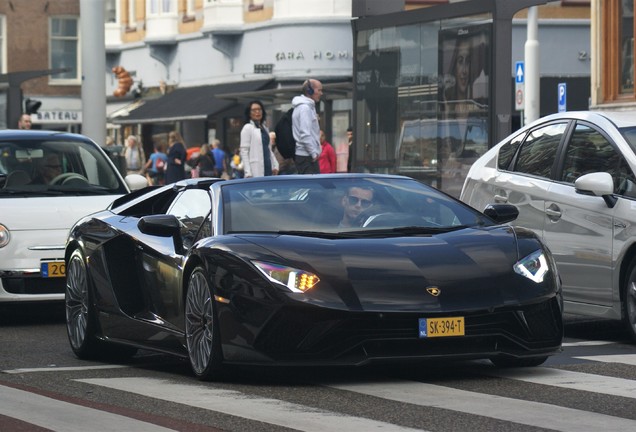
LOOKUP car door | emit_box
[544,122,629,308]
[490,121,569,236]
[120,188,212,333]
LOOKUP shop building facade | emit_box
[105,0,355,157]
[0,0,83,132]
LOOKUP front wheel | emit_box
[622,259,636,342]
[65,248,137,360]
[65,249,103,359]
[185,266,224,380]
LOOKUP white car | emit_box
[0,130,147,303]
[461,111,636,341]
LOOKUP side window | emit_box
[614,158,636,199]
[514,122,567,178]
[497,133,525,170]
[561,124,619,184]
[167,189,212,249]
[560,123,636,198]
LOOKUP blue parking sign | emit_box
[558,83,567,112]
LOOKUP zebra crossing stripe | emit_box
[574,354,636,366]
[77,377,425,432]
[561,340,616,347]
[485,366,636,398]
[328,379,636,432]
[0,384,177,432]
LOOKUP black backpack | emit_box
[274,108,296,159]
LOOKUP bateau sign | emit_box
[33,111,82,124]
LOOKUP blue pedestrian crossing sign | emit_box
[515,61,524,84]
[558,83,567,112]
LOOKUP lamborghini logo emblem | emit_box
[426,287,441,296]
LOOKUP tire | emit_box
[185,266,224,380]
[490,356,548,368]
[65,249,103,359]
[65,249,137,360]
[622,259,636,342]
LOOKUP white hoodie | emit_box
[291,95,321,159]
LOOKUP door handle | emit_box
[494,194,508,203]
[545,205,562,221]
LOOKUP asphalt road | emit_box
[1,304,635,432]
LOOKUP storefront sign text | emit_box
[275,51,351,61]
[34,111,82,124]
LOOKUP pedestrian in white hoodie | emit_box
[292,79,323,174]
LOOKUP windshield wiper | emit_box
[277,230,359,239]
[343,225,470,237]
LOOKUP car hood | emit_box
[3,196,119,230]
[235,227,550,312]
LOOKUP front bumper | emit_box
[220,296,563,366]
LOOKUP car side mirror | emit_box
[574,172,617,208]
[483,203,519,224]
[125,174,149,191]
[138,215,184,252]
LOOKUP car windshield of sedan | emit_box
[222,177,491,235]
[0,139,127,196]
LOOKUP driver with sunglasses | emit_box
[339,186,374,228]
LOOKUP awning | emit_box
[216,81,352,106]
[110,79,274,124]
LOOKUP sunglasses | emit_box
[347,195,373,208]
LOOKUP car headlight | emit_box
[513,250,548,283]
[252,260,320,293]
[0,224,9,248]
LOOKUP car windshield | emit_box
[0,138,127,196]
[221,176,491,235]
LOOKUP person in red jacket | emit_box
[318,130,336,174]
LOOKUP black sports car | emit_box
[65,174,563,380]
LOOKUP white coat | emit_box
[240,121,279,177]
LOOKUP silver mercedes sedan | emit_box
[461,111,636,341]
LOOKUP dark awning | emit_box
[216,81,352,105]
[111,79,274,124]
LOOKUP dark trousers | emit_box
[295,155,319,174]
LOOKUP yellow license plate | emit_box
[41,261,66,278]
[419,317,464,338]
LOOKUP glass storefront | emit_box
[355,14,492,197]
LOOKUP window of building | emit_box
[0,15,6,74]
[186,0,196,15]
[148,0,174,15]
[128,0,137,29]
[603,1,635,101]
[105,0,117,23]
[49,17,80,83]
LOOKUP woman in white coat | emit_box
[240,100,279,178]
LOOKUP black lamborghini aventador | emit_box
[64,174,563,380]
